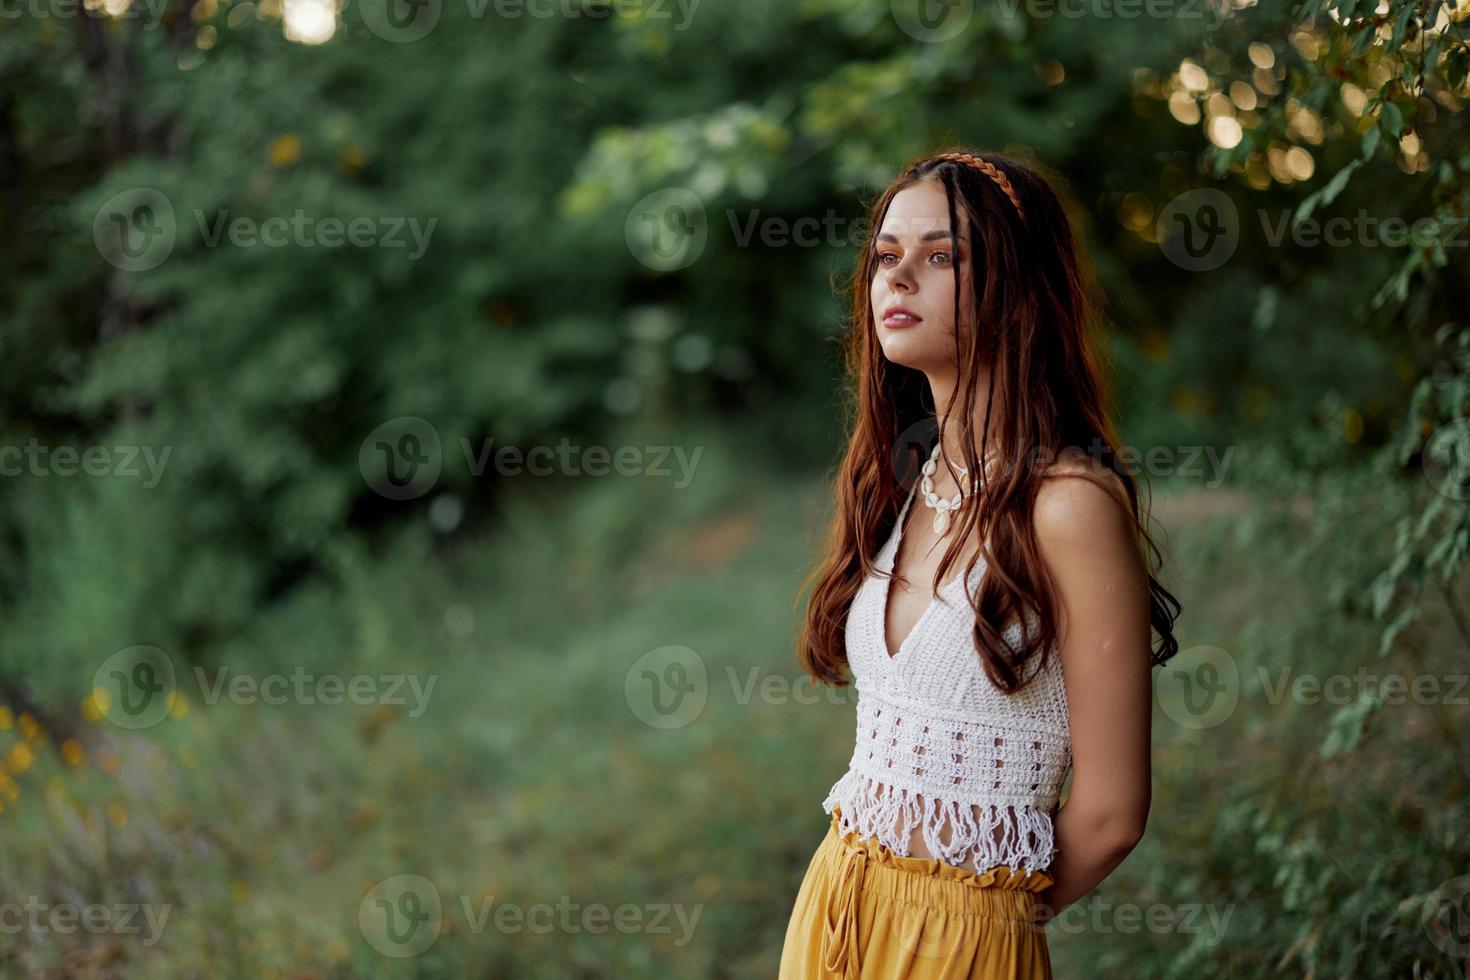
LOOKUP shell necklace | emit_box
[919,440,999,535]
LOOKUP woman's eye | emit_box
[875,250,953,266]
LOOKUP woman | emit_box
[778,148,1182,979]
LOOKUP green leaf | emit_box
[1388,1,1414,51]
[1360,125,1381,160]
[1380,101,1404,138]
[1377,606,1418,657]
[1448,49,1470,90]
[1353,22,1377,55]
[1422,35,1444,80]
[1294,157,1364,226]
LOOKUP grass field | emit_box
[2,420,1462,978]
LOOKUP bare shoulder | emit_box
[1030,447,1151,666]
[1031,447,1132,546]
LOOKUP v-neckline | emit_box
[878,479,970,662]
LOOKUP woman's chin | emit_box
[877,332,939,369]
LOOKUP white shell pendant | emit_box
[919,438,988,536]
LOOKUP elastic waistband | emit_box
[823,806,1053,918]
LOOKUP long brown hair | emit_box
[795,147,1181,694]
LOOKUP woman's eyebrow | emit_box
[875,230,965,244]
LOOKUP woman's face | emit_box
[869,179,973,371]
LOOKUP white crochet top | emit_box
[821,477,1073,878]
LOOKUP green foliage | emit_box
[0,0,1466,975]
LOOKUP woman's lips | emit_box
[882,312,922,329]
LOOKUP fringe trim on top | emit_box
[821,769,1057,878]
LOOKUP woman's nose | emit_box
[880,256,916,290]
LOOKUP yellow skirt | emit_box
[778,805,1055,979]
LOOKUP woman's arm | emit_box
[1029,467,1154,926]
